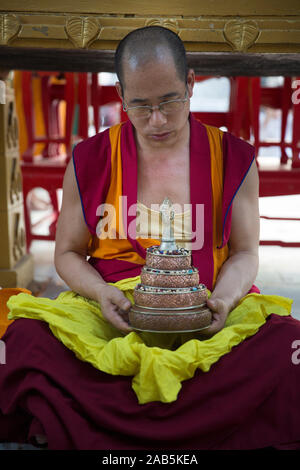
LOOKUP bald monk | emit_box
[0,26,299,450]
[54,26,260,335]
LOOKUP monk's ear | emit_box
[115,81,123,101]
[186,69,195,98]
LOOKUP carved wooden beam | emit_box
[1,46,300,76]
[0,9,300,53]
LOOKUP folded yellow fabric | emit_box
[6,276,293,404]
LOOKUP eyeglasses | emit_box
[122,90,189,119]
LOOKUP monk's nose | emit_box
[148,109,168,126]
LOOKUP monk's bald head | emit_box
[115,26,188,93]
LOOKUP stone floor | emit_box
[0,443,41,450]
[256,245,300,320]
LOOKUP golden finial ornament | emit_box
[65,16,101,48]
[0,14,21,45]
[223,19,260,52]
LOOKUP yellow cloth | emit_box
[6,278,292,404]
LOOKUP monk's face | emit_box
[116,52,194,149]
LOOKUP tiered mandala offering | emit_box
[129,198,212,333]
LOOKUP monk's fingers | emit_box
[206,298,228,316]
[99,284,131,310]
[99,286,133,333]
[118,307,130,324]
[107,286,132,311]
[100,298,133,333]
[200,312,226,336]
[198,299,229,337]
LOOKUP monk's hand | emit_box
[200,297,231,337]
[97,284,133,333]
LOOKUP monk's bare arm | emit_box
[205,159,260,334]
[54,161,132,332]
[54,161,103,298]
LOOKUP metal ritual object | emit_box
[129,197,212,333]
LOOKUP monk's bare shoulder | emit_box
[229,160,260,254]
[54,160,90,258]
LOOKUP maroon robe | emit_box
[1,315,300,450]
